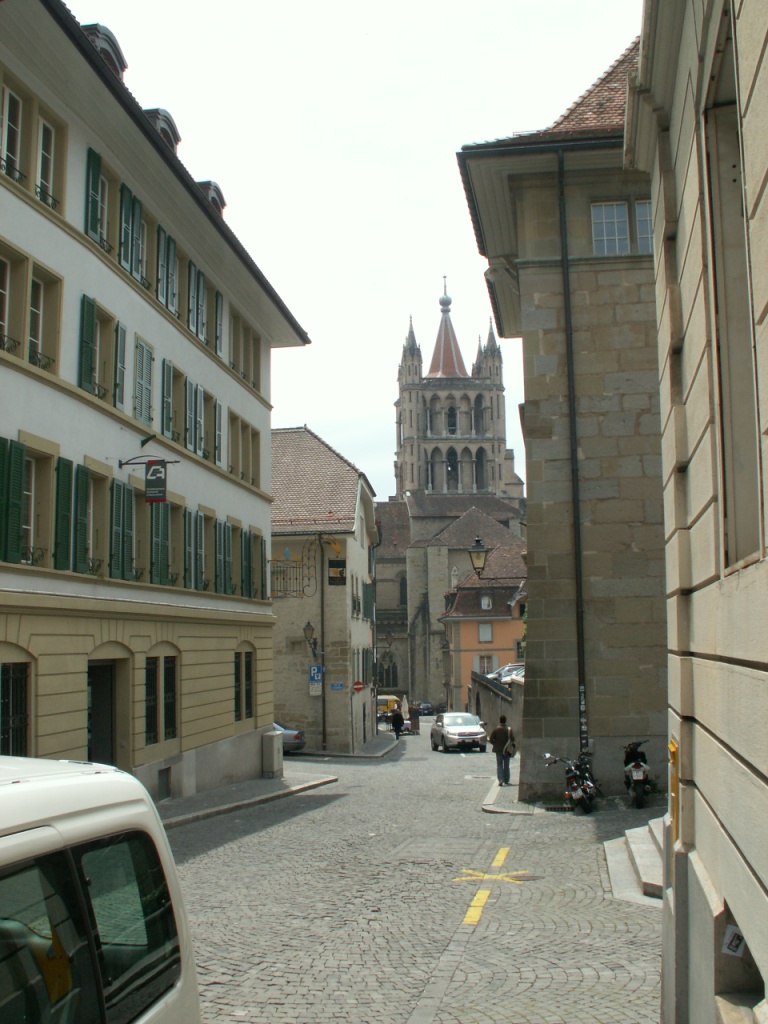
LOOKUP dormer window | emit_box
[144,109,182,155]
[197,181,226,217]
[480,593,492,610]
[81,24,128,81]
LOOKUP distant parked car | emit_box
[273,722,305,753]
[488,663,524,682]
[417,701,434,716]
[431,712,487,753]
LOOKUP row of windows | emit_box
[0,652,258,758]
[84,148,262,383]
[0,69,262,387]
[591,200,652,257]
[0,435,266,597]
[0,257,262,486]
[350,577,374,619]
[1,82,62,208]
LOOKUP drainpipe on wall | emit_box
[319,536,326,751]
[557,148,589,752]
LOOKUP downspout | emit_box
[557,148,589,752]
[319,536,326,751]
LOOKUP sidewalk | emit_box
[480,752,539,815]
[157,730,398,830]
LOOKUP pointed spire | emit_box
[486,317,499,351]
[426,281,468,378]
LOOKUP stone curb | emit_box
[161,775,338,830]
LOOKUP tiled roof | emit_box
[405,491,522,525]
[544,37,639,136]
[457,543,527,588]
[375,501,411,558]
[271,426,366,534]
[460,38,639,154]
[431,507,521,551]
[426,290,469,379]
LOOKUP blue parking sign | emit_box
[309,665,323,683]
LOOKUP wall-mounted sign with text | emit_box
[328,559,346,586]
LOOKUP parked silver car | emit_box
[431,712,487,753]
[273,722,305,753]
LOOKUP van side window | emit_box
[0,830,180,1024]
[0,852,101,1024]
[76,832,181,1024]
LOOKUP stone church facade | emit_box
[376,291,524,707]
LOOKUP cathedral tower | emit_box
[394,286,519,500]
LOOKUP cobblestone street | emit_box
[168,728,662,1024]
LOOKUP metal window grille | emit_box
[145,657,158,745]
[1,662,28,755]
[234,652,242,722]
[244,652,253,719]
[163,657,177,740]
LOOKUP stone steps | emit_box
[604,815,664,904]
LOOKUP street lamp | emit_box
[303,620,319,656]
[469,536,488,576]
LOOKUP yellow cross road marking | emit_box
[453,867,532,884]
[492,847,510,868]
[463,889,490,924]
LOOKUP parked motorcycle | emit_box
[623,740,651,809]
[544,751,601,813]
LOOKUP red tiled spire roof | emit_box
[426,282,468,378]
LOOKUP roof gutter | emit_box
[39,0,311,348]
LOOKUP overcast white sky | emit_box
[67,0,644,500]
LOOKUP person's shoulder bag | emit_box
[503,729,517,757]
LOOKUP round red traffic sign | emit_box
[352,680,364,692]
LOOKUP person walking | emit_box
[391,704,405,740]
[489,714,515,786]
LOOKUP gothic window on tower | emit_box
[446,448,458,492]
[447,406,457,435]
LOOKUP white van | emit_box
[0,756,201,1024]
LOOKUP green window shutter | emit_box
[119,183,133,270]
[240,530,250,599]
[224,522,232,594]
[187,261,198,333]
[196,271,206,341]
[79,295,96,394]
[156,226,167,304]
[6,441,25,565]
[214,520,224,594]
[183,507,193,588]
[53,457,73,570]
[195,384,204,457]
[131,197,142,280]
[184,378,195,451]
[162,359,173,438]
[260,536,267,600]
[113,322,126,410]
[122,484,134,581]
[363,581,374,621]
[214,291,223,355]
[109,479,124,578]
[159,503,170,585]
[135,340,152,424]
[214,400,222,465]
[166,236,177,312]
[150,504,160,584]
[0,437,8,562]
[85,148,102,240]
[73,464,89,574]
[195,510,204,590]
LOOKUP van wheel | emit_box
[479,745,487,753]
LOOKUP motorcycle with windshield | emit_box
[544,751,601,813]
